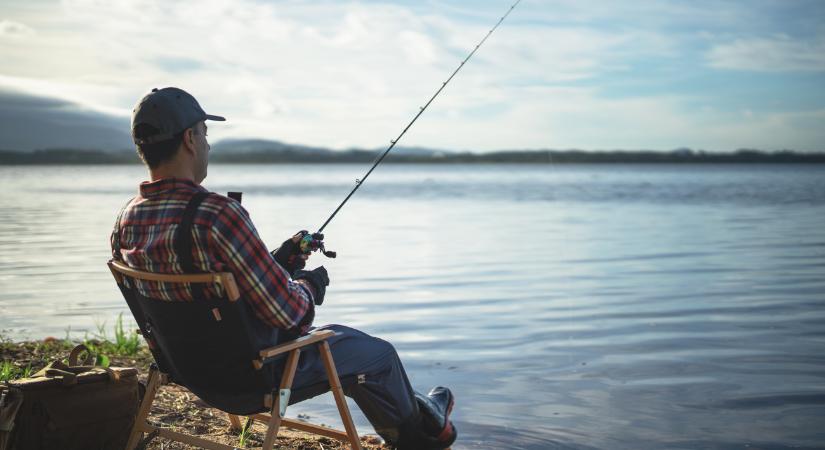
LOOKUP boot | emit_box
[392,387,456,449]
[415,386,456,445]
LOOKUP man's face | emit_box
[191,121,210,183]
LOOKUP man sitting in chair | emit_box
[111,87,457,449]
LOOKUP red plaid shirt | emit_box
[111,178,314,331]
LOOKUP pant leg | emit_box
[283,324,420,442]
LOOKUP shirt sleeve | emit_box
[110,197,135,261]
[210,199,314,330]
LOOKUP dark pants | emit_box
[280,324,421,443]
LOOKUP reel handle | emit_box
[299,232,337,259]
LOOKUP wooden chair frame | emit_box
[108,260,364,450]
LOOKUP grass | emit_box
[1,314,147,380]
[0,325,386,449]
[0,358,33,382]
[238,417,254,447]
[82,313,143,366]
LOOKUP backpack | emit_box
[0,344,140,450]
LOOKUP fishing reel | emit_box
[299,231,337,259]
[227,191,337,260]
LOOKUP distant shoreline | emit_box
[2,148,825,164]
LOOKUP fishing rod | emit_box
[300,0,522,258]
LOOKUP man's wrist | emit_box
[295,278,317,299]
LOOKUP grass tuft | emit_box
[83,313,143,364]
[238,417,254,447]
[1,314,146,382]
[0,360,32,382]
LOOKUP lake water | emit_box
[1,163,824,449]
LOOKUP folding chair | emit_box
[107,259,364,450]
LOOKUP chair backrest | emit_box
[107,259,281,415]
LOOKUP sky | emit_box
[1,0,824,152]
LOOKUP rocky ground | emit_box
[1,336,385,449]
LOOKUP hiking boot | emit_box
[415,386,457,447]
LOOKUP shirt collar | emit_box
[139,177,207,198]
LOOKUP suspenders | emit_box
[174,192,209,274]
[113,191,211,299]
[175,192,210,299]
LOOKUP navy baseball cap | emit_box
[131,87,225,145]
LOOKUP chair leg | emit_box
[262,348,301,450]
[226,413,242,432]
[126,365,163,450]
[319,341,363,450]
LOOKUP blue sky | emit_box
[1,0,824,151]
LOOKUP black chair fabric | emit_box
[117,281,284,415]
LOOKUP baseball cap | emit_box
[131,87,226,145]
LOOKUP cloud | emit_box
[681,107,825,152]
[0,0,823,151]
[4,0,674,148]
[0,20,34,38]
[409,83,825,152]
[707,35,825,72]
[153,57,204,73]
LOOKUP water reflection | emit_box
[1,164,824,448]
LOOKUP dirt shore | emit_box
[1,337,385,449]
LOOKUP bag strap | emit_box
[30,345,120,386]
[68,344,95,366]
[174,192,210,299]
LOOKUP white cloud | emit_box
[707,35,825,72]
[410,83,825,152]
[694,108,825,151]
[0,20,34,38]
[0,74,129,118]
[0,0,823,151]
[4,0,654,149]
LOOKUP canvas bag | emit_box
[0,344,140,450]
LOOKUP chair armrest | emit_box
[258,330,335,361]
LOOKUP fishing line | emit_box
[317,0,521,235]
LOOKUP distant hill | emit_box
[213,138,449,157]
[1,89,823,165]
[0,89,132,152]
[212,138,331,155]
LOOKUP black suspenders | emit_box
[113,190,211,299]
[175,192,210,299]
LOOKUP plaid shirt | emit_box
[111,178,315,331]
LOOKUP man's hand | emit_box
[294,266,329,306]
[271,230,309,274]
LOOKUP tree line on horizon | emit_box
[1,147,824,165]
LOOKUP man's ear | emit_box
[181,128,196,155]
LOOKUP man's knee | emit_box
[318,324,401,371]
[373,335,397,355]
